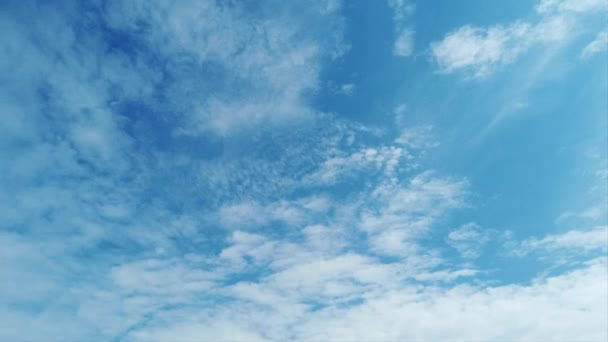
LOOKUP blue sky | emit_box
[1,0,607,340]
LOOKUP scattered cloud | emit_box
[395,125,439,149]
[339,83,355,95]
[431,22,535,78]
[219,201,304,230]
[447,222,492,258]
[1,0,606,340]
[96,257,608,341]
[535,0,608,14]
[293,258,607,341]
[431,0,605,78]
[394,28,415,57]
[99,0,347,135]
[388,0,415,23]
[303,145,409,185]
[581,29,608,58]
[511,226,608,258]
[361,171,469,256]
[388,0,416,57]
[556,204,607,223]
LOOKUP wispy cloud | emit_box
[303,145,409,185]
[430,0,605,78]
[447,222,491,258]
[431,22,534,78]
[388,0,416,57]
[581,29,608,58]
[513,226,608,257]
[535,0,608,14]
[1,0,606,340]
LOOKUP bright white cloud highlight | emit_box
[431,0,605,77]
[116,257,608,341]
[431,23,534,78]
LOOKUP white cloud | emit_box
[294,258,607,341]
[101,0,346,135]
[303,224,346,252]
[304,145,408,185]
[262,253,398,298]
[218,200,306,230]
[387,0,415,23]
[112,257,608,341]
[218,202,269,229]
[110,258,218,296]
[339,83,355,95]
[388,0,416,57]
[361,171,468,256]
[2,1,606,341]
[298,195,332,213]
[393,103,408,126]
[431,0,605,78]
[395,125,439,149]
[130,317,267,342]
[0,232,63,305]
[515,226,608,257]
[447,222,491,258]
[219,230,276,267]
[581,29,608,58]
[394,29,414,57]
[431,23,533,78]
[536,0,608,14]
[3,222,607,341]
[556,204,607,223]
[218,226,347,274]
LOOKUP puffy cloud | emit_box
[430,0,605,78]
[431,22,534,78]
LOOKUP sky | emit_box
[0,0,607,341]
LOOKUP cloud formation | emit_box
[1,0,606,340]
[430,0,606,77]
[581,29,608,58]
[388,0,416,57]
